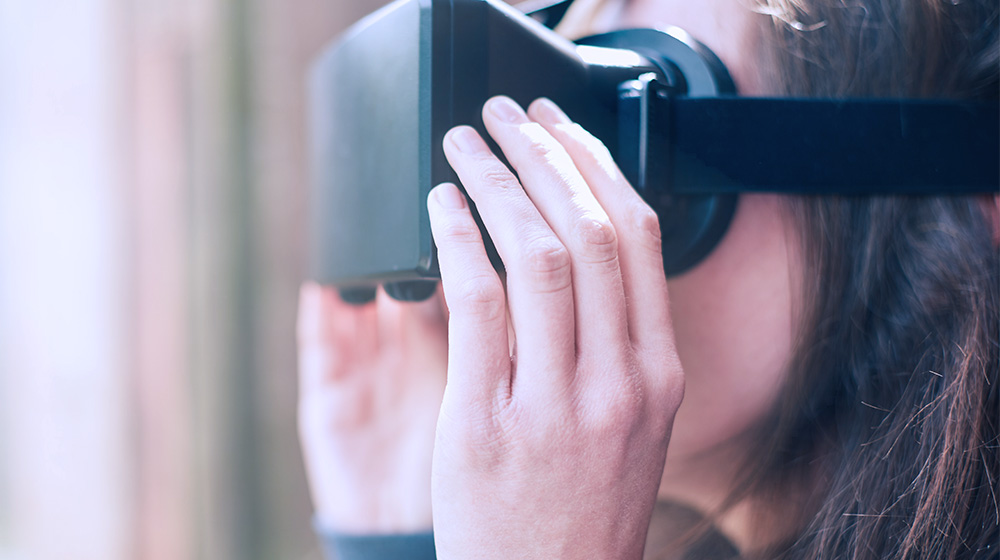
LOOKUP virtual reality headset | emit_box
[310,0,999,303]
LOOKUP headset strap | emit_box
[655,97,999,196]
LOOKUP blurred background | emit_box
[0,0,392,558]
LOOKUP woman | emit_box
[297,0,999,557]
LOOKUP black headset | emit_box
[310,0,998,303]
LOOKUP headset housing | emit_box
[309,0,998,303]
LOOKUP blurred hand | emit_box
[297,284,447,533]
[429,97,684,559]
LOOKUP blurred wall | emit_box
[131,1,398,558]
[0,0,129,558]
[0,0,392,559]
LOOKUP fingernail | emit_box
[488,96,527,124]
[448,126,485,154]
[432,183,467,210]
[532,98,571,124]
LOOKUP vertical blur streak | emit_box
[217,0,267,556]
[1,0,396,559]
[129,0,193,557]
[0,1,131,560]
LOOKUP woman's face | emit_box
[610,0,802,506]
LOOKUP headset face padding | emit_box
[577,28,739,276]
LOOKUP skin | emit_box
[614,2,800,539]
[297,0,799,554]
[429,97,684,558]
[297,286,447,532]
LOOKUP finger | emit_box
[442,126,578,395]
[427,182,511,405]
[394,288,449,367]
[527,98,673,351]
[375,288,408,356]
[482,96,629,358]
[401,287,448,337]
[297,283,378,388]
[370,287,447,356]
[329,286,379,361]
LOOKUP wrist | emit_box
[312,479,433,534]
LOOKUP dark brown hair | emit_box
[733,1,999,558]
[561,1,997,557]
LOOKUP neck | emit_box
[655,441,789,554]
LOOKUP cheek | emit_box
[621,0,767,95]
[665,195,798,461]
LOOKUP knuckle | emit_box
[555,122,625,184]
[519,236,572,292]
[631,203,663,252]
[663,376,685,412]
[477,167,519,191]
[454,275,506,322]
[520,124,572,165]
[577,129,621,178]
[614,370,646,410]
[523,136,559,165]
[650,365,685,412]
[588,382,644,437]
[572,216,618,264]
[438,216,482,244]
[579,128,612,159]
[637,351,685,426]
[578,354,648,431]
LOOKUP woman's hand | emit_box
[297,284,447,533]
[429,97,685,559]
